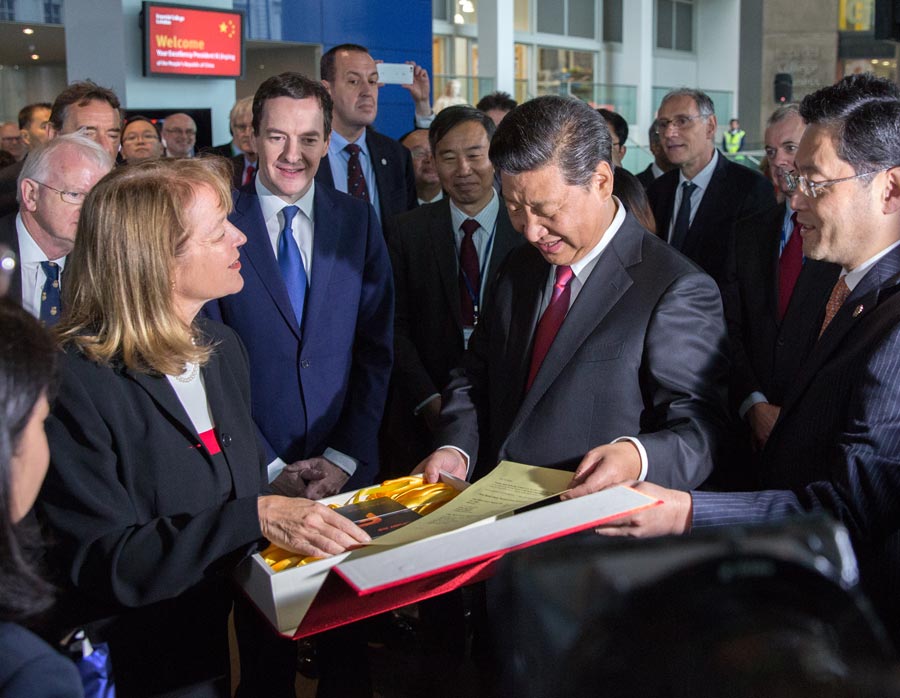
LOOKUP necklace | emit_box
[174,362,199,383]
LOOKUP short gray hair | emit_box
[766,103,801,128]
[659,88,716,118]
[17,133,114,203]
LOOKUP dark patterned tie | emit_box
[526,265,574,391]
[670,181,697,250]
[345,143,370,202]
[39,260,61,326]
[277,205,307,327]
[459,218,481,326]
[777,212,803,320]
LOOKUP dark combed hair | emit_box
[598,108,628,145]
[799,74,900,174]
[0,300,57,622]
[490,95,610,186]
[428,105,496,152]
[48,80,120,133]
[613,166,656,234]
[320,43,370,82]
[251,72,333,138]
[476,91,517,114]
[18,102,51,130]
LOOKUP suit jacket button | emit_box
[220,433,232,447]
[301,359,310,368]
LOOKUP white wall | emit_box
[65,0,237,144]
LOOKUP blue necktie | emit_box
[277,205,307,327]
[39,261,61,326]
[670,181,697,250]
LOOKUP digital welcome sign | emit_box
[142,3,244,78]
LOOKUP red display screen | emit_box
[143,3,244,78]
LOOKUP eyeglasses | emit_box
[655,114,706,134]
[32,180,88,205]
[784,168,891,199]
[122,132,160,143]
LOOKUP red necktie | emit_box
[243,164,255,186]
[526,265,574,391]
[819,276,851,338]
[777,212,803,320]
[459,219,481,326]
[345,144,370,201]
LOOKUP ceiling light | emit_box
[883,60,890,66]
[22,27,34,35]
[31,54,39,60]
[454,12,464,23]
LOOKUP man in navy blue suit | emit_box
[592,74,900,645]
[211,72,393,499]
[212,72,393,698]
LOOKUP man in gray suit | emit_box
[386,105,522,471]
[416,95,730,491]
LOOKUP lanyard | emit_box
[459,218,497,325]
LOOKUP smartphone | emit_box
[377,63,414,85]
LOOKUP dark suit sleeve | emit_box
[434,263,505,471]
[388,223,440,411]
[694,320,900,539]
[326,204,394,485]
[637,270,731,489]
[40,357,264,610]
[0,625,83,698]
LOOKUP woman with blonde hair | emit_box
[37,157,369,698]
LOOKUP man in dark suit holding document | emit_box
[416,95,730,493]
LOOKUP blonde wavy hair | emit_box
[57,156,234,375]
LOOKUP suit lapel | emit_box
[500,250,547,425]
[367,131,391,221]
[483,204,521,300]
[506,216,640,438]
[231,186,301,339]
[681,152,727,254]
[199,345,256,495]
[302,186,339,345]
[431,199,464,329]
[779,246,900,417]
[123,366,210,464]
[764,204,785,325]
[315,153,336,189]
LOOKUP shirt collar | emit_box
[329,129,369,159]
[255,176,316,225]
[449,189,499,235]
[678,148,719,191]
[844,239,900,292]
[567,196,627,279]
[16,213,66,268]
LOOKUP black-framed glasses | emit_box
[32,180,88,205]
[655,114,706,134]
[784,168,891,199]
